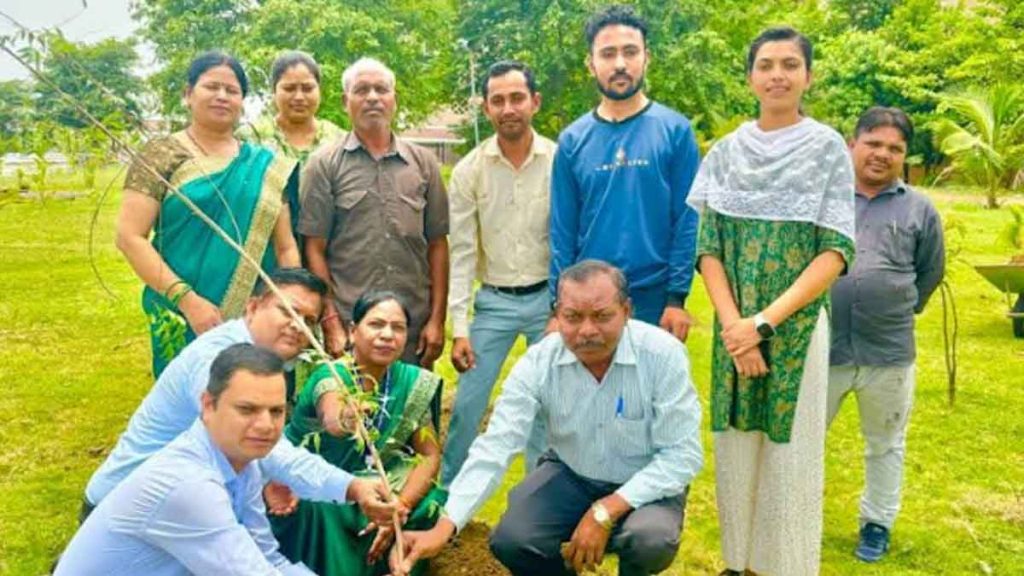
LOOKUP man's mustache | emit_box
[574,339,605,350]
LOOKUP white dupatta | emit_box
[687,117,855,243]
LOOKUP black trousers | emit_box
[78,496,95,525]
[489,453,688,576]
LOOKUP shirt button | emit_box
[385,232,391,239]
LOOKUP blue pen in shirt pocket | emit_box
[615,395,624,418]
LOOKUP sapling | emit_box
[1,28,411,564]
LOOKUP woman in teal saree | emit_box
[272,290,446,576]
[116,51,299,376]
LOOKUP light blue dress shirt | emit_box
[446,319,704,529]
[85,319,351,506]
[58,420,314,576]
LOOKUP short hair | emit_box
[341,57,396,93]
[482,60,537,99]
[187,50,249,97]
[557,259,630,304]
[352,289,411,326]
[483,60,540,98]
[270,50,321,90]
[252,267,328,299]
[207,343,284,404]
[585,5,648,51]
[746,27,813,74]
[854,106,914,145]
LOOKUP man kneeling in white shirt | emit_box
[391,260,704,576]
[57,344,320,576]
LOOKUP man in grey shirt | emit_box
[301,57,449,367]
[828,107,945,563]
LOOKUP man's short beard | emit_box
[596,74,645,101]
[496,121,528,141]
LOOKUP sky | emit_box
[0,0,144,81]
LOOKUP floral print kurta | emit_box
[697,208,855,442]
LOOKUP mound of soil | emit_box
[426,521,510,576]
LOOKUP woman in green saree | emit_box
[272,290,446,576]
[238,51,344,253]
[115,51,300,376]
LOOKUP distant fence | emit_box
[1,152,75,176]
[402,136,465,166]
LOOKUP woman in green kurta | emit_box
[688,28,856,576]
[237,51,344,251]
[272,290,445,576]
[116,51,299,376]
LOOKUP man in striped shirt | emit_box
[391,260,703,576]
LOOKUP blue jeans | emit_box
[441,286,550,486]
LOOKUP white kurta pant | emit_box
[715,309,829,576]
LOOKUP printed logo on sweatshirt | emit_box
[595,146,651,172]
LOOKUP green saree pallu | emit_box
[273,360,448,576]
[141,139,294,377]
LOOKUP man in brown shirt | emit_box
[300,57,449,366]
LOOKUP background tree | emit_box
[238,0,456,128]
[0,79,33,152]
[131,0,455,127]
[33,34,143,131]
[131,0,251,121]
[929,85,1024,208]
[829,0,902,31]
[122,0,1024,183]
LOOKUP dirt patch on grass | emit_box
[959,489,1024,526]
[427,521,510,576]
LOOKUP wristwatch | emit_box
[754,312,776,340]
[591,502,614,531]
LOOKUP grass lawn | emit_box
[0,173,1022,575]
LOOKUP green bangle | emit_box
[164,279,188,299]
[170,285,193,307]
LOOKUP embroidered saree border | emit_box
[220,153,296,318]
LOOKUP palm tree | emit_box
[929,84,1024,208]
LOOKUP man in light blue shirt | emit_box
[391,260,703,576]
[83,268,393,522]
[57,344,313,575]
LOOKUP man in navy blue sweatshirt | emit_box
[549,5,701,340]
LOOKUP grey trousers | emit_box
[489,453,687,576]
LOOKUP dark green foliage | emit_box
[33,34,142,130]
[0,79,32,149]
[9,0,1020,170]
[131,0,456,127]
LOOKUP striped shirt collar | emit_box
[554,321,638,367]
